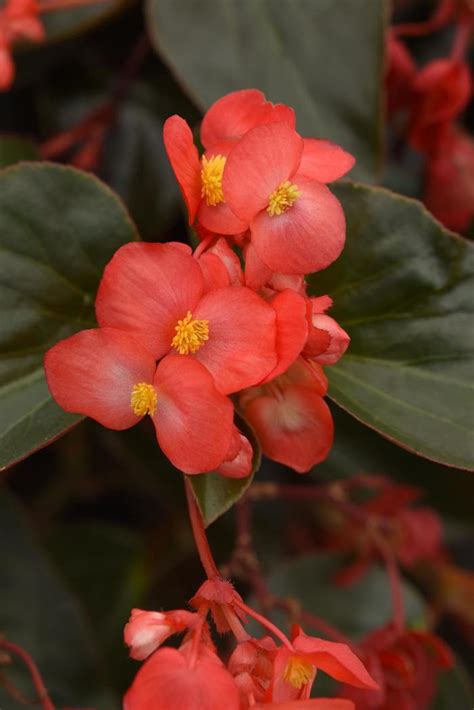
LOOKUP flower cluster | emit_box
[123,578,378,710]
[0,0,44,90]
[387,1,473,232]
[45,89,353,476]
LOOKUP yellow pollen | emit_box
[267,180,300,216]
[283,657,314,689]
[130,382,157,417]
[171,311,210,355]
[201,154,226,206]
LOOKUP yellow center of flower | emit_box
[201,154,226,206]
[171,311,210,355]
[267,180,300,216]
[130,383,157,417]
[283,656,314,689]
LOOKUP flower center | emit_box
[171,311,209,355]
[201,154,226,206]
[130,383,157,417]
[267,180,300,216]
[283,656,314,689]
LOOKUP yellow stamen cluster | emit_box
[130,382,157,417]
[201,154,226,206]
[171,311,210,355]
[267,180,300,216]
[283,656,314,689]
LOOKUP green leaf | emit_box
[312,183,474,471]
[0,135,39,167]
[48,522,148,691]
[0,489,116,707]
[430,663,474,709]
[36,0,130,44]
[0,162,138,472]
[189,414,261,526]
[259,552,426,641]
[145,0,386,182]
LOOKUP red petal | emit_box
[244,384,333,472]
[223,122,304,222]
[217,430,253,479]
[199,252,231,293]
[0,46,15,91]
[124,647,240,710]
[305,314,350,365]
[298,139,355,183]
[261,290,309,384]
[198,199,248,235]
[44,328,156,430]
[293,634,379,690]
[251,177,345,275]
[96,242,204,359]
[244,241,273,291]
[163,115,201,224]
[193,286,277,394]
[201,89,295,148]
[201,89,267,147]
[152,355,233,474]
[207,238,244,285]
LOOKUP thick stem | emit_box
[184,477,219,579]
[0,639,55,710]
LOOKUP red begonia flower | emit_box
[200,89,296,150]
[163,114,248,234]
[340,627,453,710]
[44,328,233,474]
[408,58,471,153]
[304,314,350,365]
[95,242,278,394]
[124,646,240,710]
[297,139,355,183]
[223,122,347,274]
[198,250,231,292]
[0,43,14,90]
[424,128,474,232]
[240,359,333,473]
[124,608,197,660]
[205,237,244,285]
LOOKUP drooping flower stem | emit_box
[376,540,405,632]
[184,477,220,579]
[0,639,56,710]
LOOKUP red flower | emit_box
[240,358,334,472]
[303,297,350,365]
[386,32,417,114]
[424,128,474,232]
[95,242,280,394]
[44,328,233,474]
[223,121,352,275]
[340,626,453,710]
[124,609,197,660]
[254,701,355,709]
[216,426,253,479]
[268,628,378,704]
[0,0,44,90]
[124,645,241,710]
[408,58,471,154]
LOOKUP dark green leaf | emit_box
[0,489,116,708]
[0,135,39,167]
[259,552,426,641]
[312,183,474,471]
[146,0,386,182]
[0,162,138,471]
[39,0,130,44]
[48,522,148,691]
[190,414,261,526]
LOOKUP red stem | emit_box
[0,639,56,710]
[233,598,293,649]
[376,541,405,632]
[184,477,219,579]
